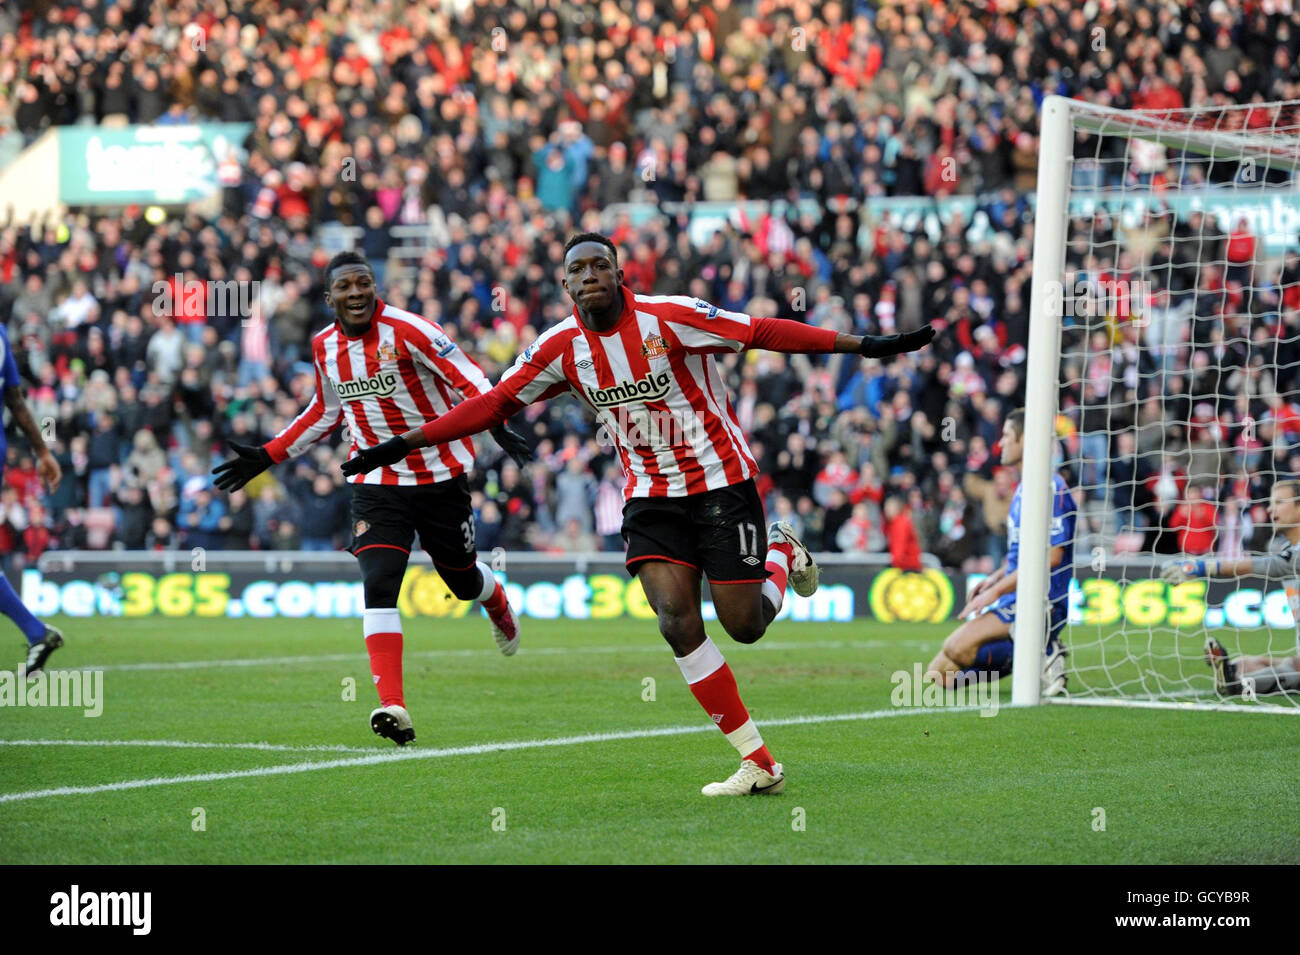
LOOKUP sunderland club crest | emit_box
[641,333,668,359]
[377,342,398,362]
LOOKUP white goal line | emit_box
[1043,696,1300,715]
[0,706,981,805]
[69,638,930,673]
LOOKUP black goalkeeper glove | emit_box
[341,435,410,477]
[859,323,936,359]
[212,441,273,492]
[491,425,534,468]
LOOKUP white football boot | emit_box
[701,759,786,796]
[370,705,416,746]
[768,522,819,597]
[487,589,521,656]
[1041,641,1068,697]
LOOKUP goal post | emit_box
[1014,96,1073,707]
[1016,94,1300,712]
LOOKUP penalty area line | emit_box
[0,706,979,804]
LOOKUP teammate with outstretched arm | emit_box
[214,252,533,745]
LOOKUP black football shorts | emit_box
[348,475,478,571]
[621,479,768,584]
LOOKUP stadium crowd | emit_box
[1,0,1299,571]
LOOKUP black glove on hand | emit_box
[212,441,272,492]
[341,435,410,476]
[491,425,534,468]
[859,323,936,359]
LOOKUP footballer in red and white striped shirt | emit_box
[213,252,535,747]
[343,234,936,791]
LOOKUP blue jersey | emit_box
[0,326,19,458]
[1007,473,1078,614]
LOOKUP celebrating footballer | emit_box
[341,232,935,795]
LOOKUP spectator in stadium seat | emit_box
[219,489,254,551]
[297,473,348,552]
[593,463,625,553]
[1170,484,1219,556]
[85,413,120,508]
[115,483,152,551]
[553,455,595,533]
[884,495,922,572]
[180,488,226,552]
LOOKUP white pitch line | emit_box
[74,638,932,673]
[0,706,979,804]
[0,739,376,753]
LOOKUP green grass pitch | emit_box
[1,615,1297,864]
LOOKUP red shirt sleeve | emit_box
[746,317,839,353]
[419,386,523,447]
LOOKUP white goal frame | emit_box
[1015,95,1300,709]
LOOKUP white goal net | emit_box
[1016,96,1300,712]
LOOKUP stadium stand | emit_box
[0,0,1296,571]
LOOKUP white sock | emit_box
[363,607,401,637]
[762,579,784,617]
[673,636,725,684]
[474,561,498,603]
[725,719,764,759]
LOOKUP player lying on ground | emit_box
[1162,478,1300,698]
[342,232,935,795]
[924,409,1077,695]
[1,323,64,675]
[213,251,534,745]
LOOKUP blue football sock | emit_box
[0,572,45,643]
[958,637,1015,679]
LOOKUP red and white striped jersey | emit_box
[498,286,760,499]
[266,299,492,485]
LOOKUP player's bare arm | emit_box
[4,384,60,492]
[962,547,1064,616]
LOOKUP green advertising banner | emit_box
[58,123,251,206]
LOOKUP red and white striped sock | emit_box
[363,608,404,708]
[763,539,794,616]
[674,637,775,772]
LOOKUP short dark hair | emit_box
[325,250,371,285]
[1274,477,1300,501]
[563,232,618,262]
[1006,408,1026,438]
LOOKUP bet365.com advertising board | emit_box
[20,553,1300,630]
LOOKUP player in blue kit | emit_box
[0,324,66,675]
[924,409,1077,695]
